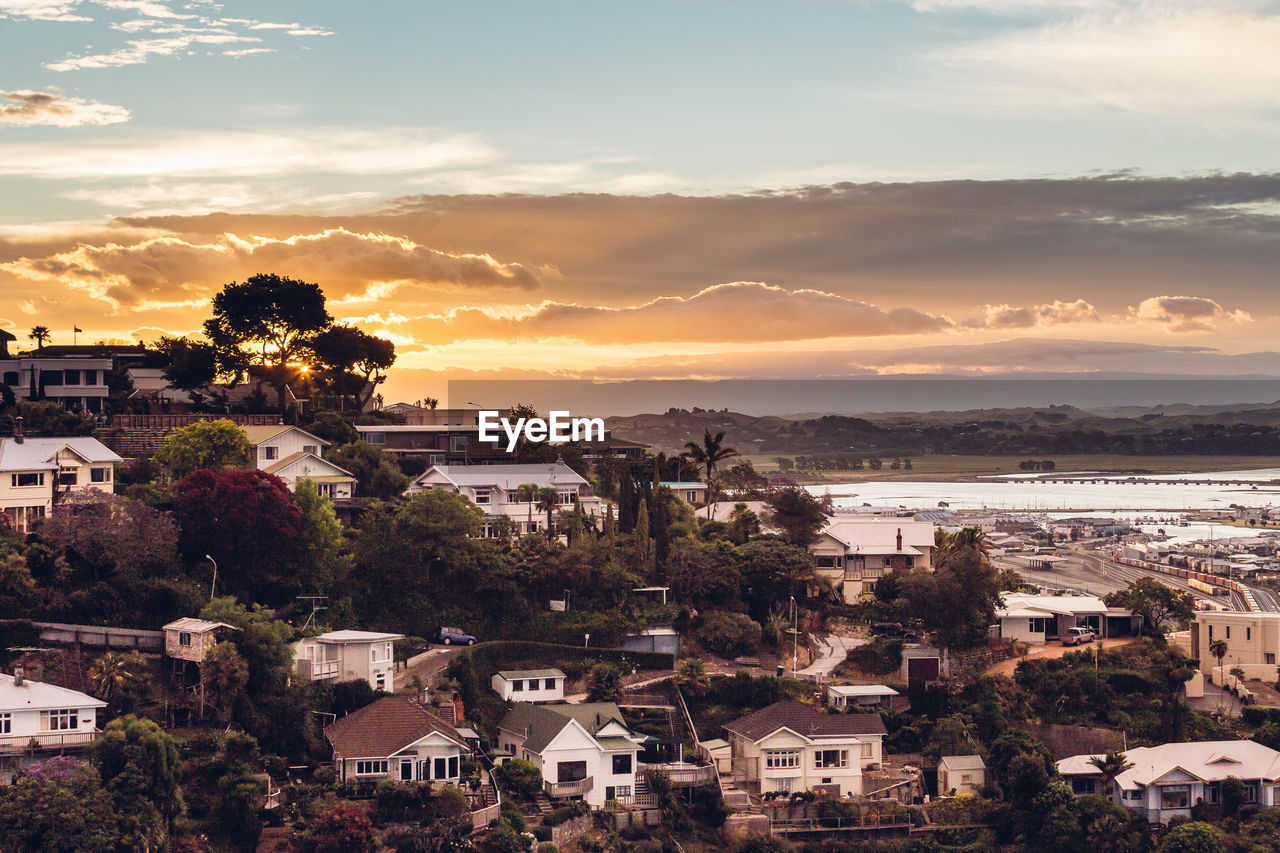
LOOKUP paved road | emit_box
[394,646,461,693]
[796,635,866,681]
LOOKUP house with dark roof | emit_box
[325,696,467,785]
[723,700,888,797]
[497,702,642,807]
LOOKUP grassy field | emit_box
[745,454,1280,483]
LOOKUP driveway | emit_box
[394,646,461,692]
[796,634,867,681]
[986,636,1135,678]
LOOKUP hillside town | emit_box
[4,285,1280,853]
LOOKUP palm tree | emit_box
[535,487,559,542]
[28,325,51,352]
[684,429,739,515]
[674,657,710,697]
[1209,638,1229,712]
[1087,749,1134,800]
[515,482,540,535]
[86,651,145,705]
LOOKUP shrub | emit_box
[544,801,590,827]
[696,611,761,658]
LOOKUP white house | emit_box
[0,353,113,412]
[0,668,107,781]
[239,425,356,500]
[325,696,467,785]
[827,684,899,710]
[409,461,604,537]
[293,630,402,693]
[996,592,1123,644]
[723,700,888,797]
[938,755,986,796]
[809,519,937,603]
[1057,740,1280,823]
[0,434,121,532]
[492,668,566,702]
[661,481,708,504]
[497,702,643,808]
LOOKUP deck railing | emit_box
[545,776,593,798]
[0,730,98,754]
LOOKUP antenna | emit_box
[297,595,328,631]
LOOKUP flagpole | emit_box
[73,326,81,345]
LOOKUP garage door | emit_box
[907,656,940,681]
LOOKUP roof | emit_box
[661,481,707,489]
[997,592,1110,619]
[418,461,588,491]
[0,437,121,471]
[496,668,566,681]
[829,685,899,698]
[498,702,631,754]
[1057,740,1280,788]
[240,425,329,447]
[596,736,641,752]
[940,755,986,771]
[262,451,354,479]
[820,519,935,553]
[326,696,464,758]
[723,700,888,742]
[0,672,106,713]
[313,630,403,643]
[163,618,237,634]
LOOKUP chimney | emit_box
[13,416,22,444]
[13,667,23,687]
[896,528,903,551]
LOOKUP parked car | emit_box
[435,626,477,646]
[1062,626,1096,646]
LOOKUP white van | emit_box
[1063,626,1096,646]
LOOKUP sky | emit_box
[3,0,1280,406]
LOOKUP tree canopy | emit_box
[154,418,253,482]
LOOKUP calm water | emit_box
[814,468,1280,513]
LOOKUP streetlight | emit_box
[790,596,798,675]
[206,554,218,601]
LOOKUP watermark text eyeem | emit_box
[478,410,604,452]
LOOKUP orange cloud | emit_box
[968,298,1099,328]
[0,227,541,310]
[1130,295,1251,333]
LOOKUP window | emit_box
[1029,617,1049,634]
[612,785,631,799]
[512,679,524,692]
[449,756,459,779]
[355,760,388,776]
[12,472,43,487]
[1227,626,1231,640]
[263,446,278,461]
[302,445,318,455]
[365,431,386,445]
[1266,653,1276,665]
[375,673,386,691]
[63,370,81,385]
[815,749,849,769]
[1247,627,1252,641]
[58,467,77,486]
[179,632,192,647]
[434,757,448,779]
[1209,625,1214,640]
[1071,777,1096,795]
[861,743,873,759]
[612,754,633,774]
[507,491,521,503]
[1160,785,1190,809]
[545,678,557,690]
[1246,783,1259,803]
[0,712,9,734]
[773,777,793,793]
[84,370,98,385]
[40,709,78,731]
[559,491,574,505]
[449,435,468,452]
[90,467,109,483]
[41,370,63,386]
[2,371,15,385]
[765,750,800,769]
[557,761,588,783]
[473,488,490,504]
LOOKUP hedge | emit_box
[463,641,674,678]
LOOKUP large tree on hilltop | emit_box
[306,323,396,412]
[203,274,332,416]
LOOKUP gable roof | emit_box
[723,700,888,742]
[819,519,935,554]
[312,630,402,643]
[496,668,566,681]
[326,696,464,758]
[262,451,354,479]
[0,672,106,713]
[998,592,1109,619]
[498,702,632,754]
[163,618,237,634]
[1057,740,1280,788]
[940,755,986,771]
[240,425,329,447]
[0,437,121,471]
[418,461,588,491]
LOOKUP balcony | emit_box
[297,658,340,680]
[641,762,719,788]
[0,730,98,754]
[545,776,593,798]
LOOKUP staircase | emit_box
[434,702,457,725]
[533,791,554,817]
[634,773,655,807]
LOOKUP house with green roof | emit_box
[491,668,566,702]
[497,702,643,808]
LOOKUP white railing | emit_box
[545,776,593,797]
[641,762,718,787]
[0,730,97,754]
